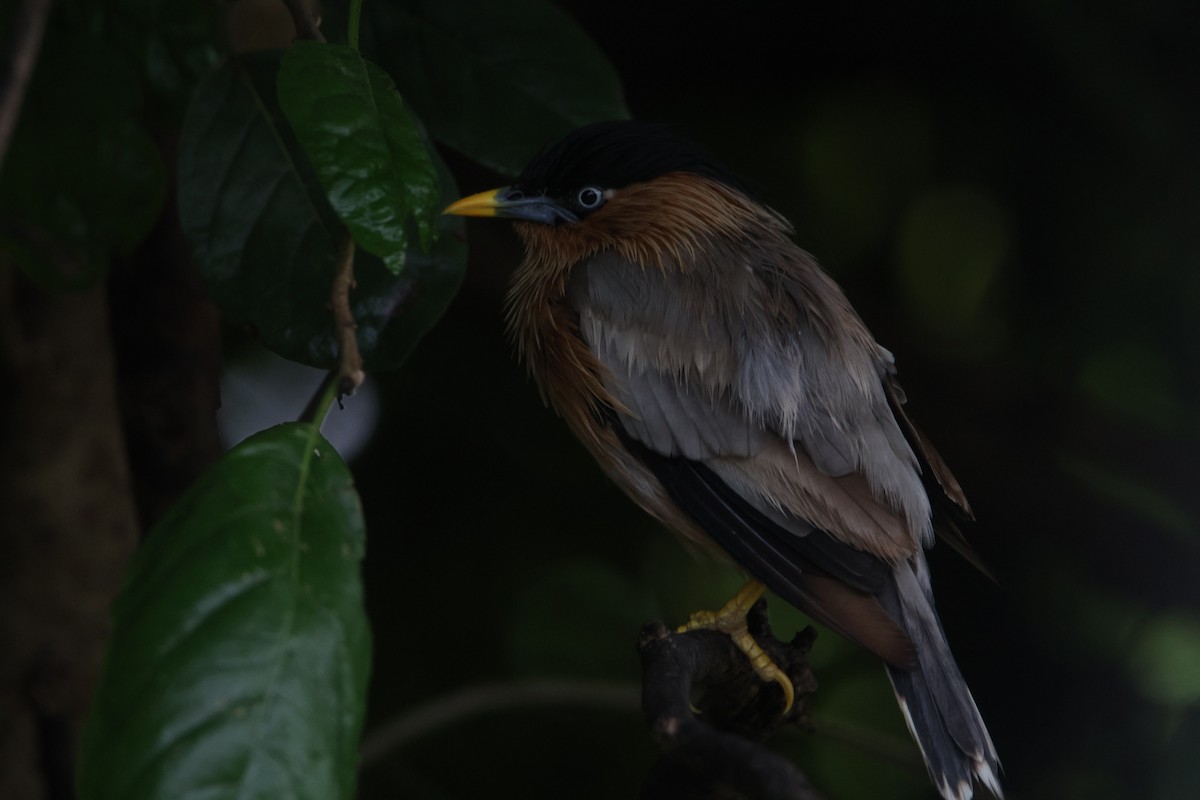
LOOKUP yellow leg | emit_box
[678,580,795,713]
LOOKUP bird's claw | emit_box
[678,581,796,715]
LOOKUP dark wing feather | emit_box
[882,375,972,517]
[882,376,996,582]
[618,427,915,669]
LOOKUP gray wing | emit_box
[566,247,931,553]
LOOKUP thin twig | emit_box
[0,0,52,168]
[281,0,326,43]
[331,235,364,397]
[358,680,640,767]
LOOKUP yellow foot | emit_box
[678,580,795,714]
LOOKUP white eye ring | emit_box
[576,186,605,210]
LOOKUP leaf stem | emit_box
[347,0,364,51]
[299,370,339,424]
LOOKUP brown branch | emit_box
[281,0,326,43]
[331,235,364,397]
[638,600,825,800]
[0,0,52,168]
[108,187,223,530]
[1,260,140,797]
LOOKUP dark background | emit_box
[353,2,1200,799]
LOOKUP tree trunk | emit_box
[0,262,139,800]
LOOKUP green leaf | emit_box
[362,0,629,175]
[178,53,341,364]
[350,152,466,369]
[278,42,439,275]
[77,424,371,800]
[178,53,465,369]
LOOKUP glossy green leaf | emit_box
[178,53,465,369]
[178,53,340,364]
[362,0,629,175]
[278,42,438,275]
[77,424,371,800]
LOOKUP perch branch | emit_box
[638,600,825,800]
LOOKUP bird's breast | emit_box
[505,253,618,439]
[507,268,717,548]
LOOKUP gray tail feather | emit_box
[880,558,1002,800]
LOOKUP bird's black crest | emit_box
[516,120,749,197]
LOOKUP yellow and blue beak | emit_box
[442,187,578,226]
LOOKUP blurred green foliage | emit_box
[1077,343,1190,433]
[358,0,630,174]
[895,186,1009,357]
[1130,613,1200,707]
[793,85,935,265]
[0,0,216,289]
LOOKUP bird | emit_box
[443,120,1001,800]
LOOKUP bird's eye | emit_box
[575,186,605,210]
